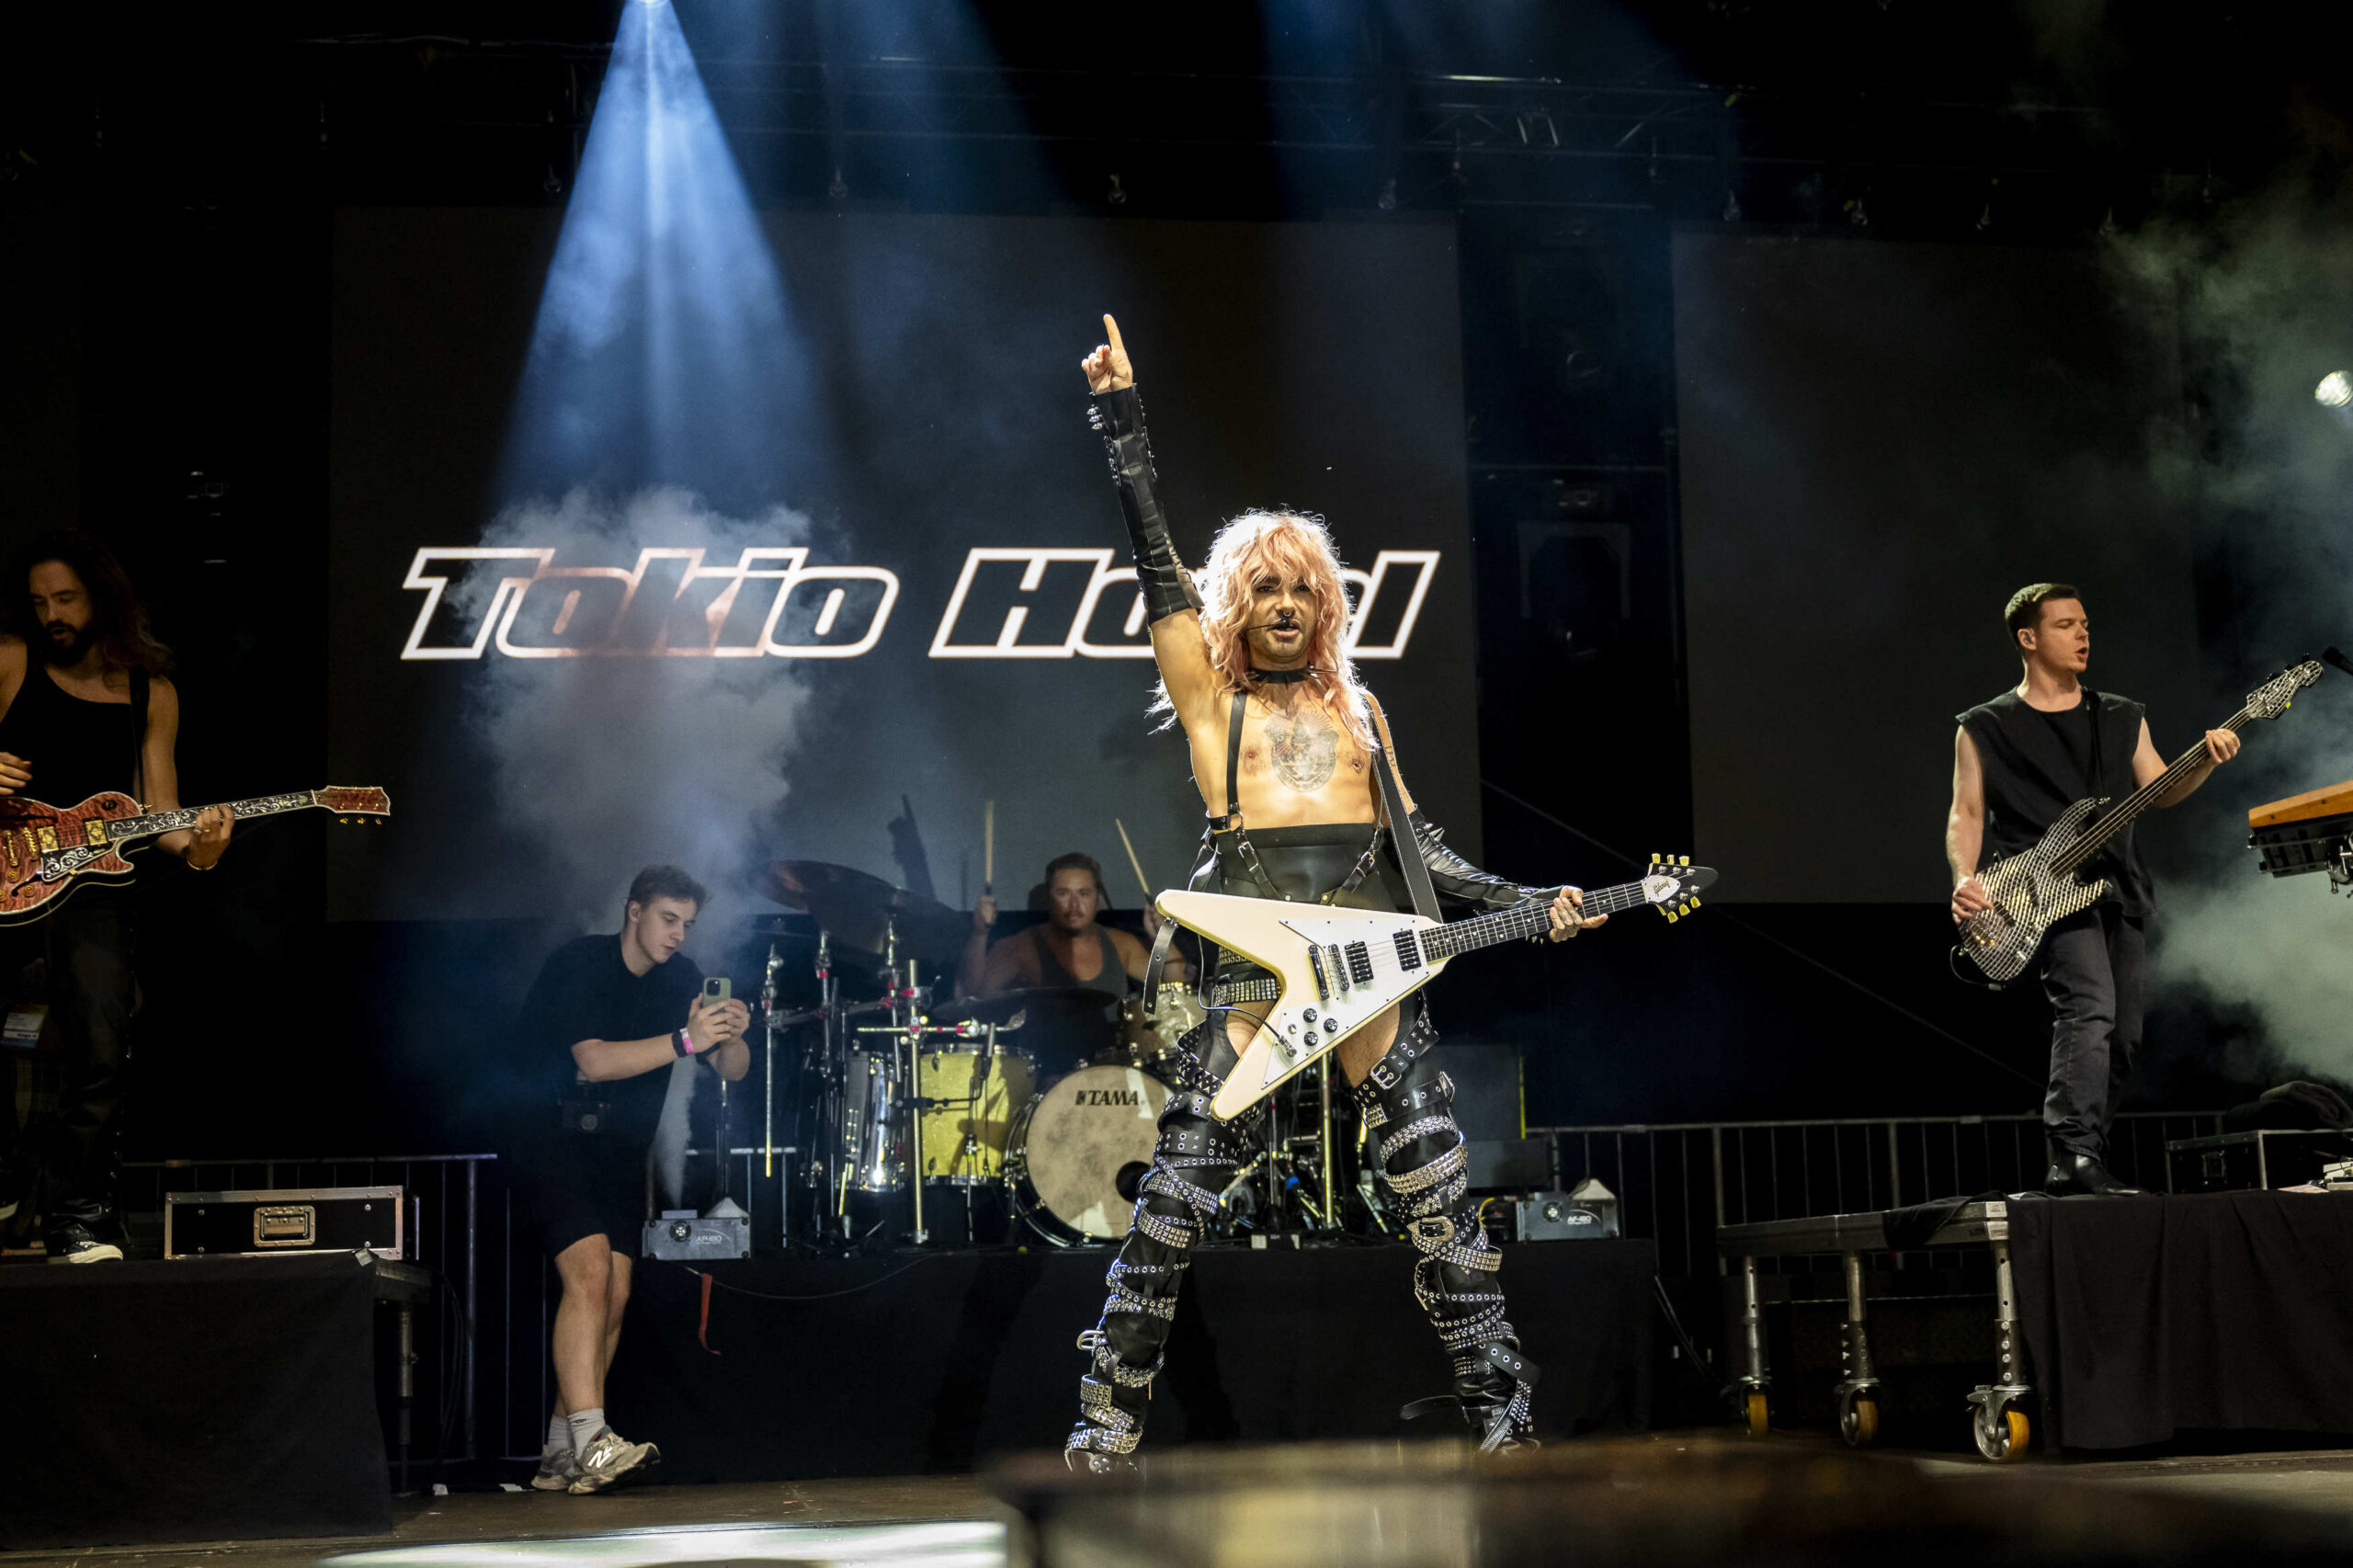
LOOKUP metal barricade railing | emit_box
[1526,1110,2223,1278]
[1524,1106,2221,1280]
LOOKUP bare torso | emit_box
[1188,682,1386,828]
[1176,679,1414,1083]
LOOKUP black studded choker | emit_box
[1247,665,1320,685]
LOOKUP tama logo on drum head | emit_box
[1074,1088,1143,1106]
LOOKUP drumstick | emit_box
[983,800,995,895]
[1114,817,1153,902]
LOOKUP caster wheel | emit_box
[1837,1389,1880,1449]
[1972,1401,2029,1462]
[1745,1390,1769,1438]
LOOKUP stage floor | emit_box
[11,1437,2353,1568]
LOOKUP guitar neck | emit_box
[1421,879,1652,962]
[109,791,327,846]
[2050,705,2253,877]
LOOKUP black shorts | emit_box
[510,1130,648,1261]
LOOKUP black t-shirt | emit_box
[516,935,705,1146]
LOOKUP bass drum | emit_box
[1006,1063,1171,1244]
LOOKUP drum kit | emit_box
[737,857,1366,1252]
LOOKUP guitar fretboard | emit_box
[1419,879,1656,963]
[111,792,322,844]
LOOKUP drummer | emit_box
[955,852,1186,1068]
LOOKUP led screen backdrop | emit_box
[1673,232,2202,903]
[327,212,1478,924]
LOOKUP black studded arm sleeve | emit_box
[1089,384,1203,625]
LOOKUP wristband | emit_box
[674,1028,695,1058]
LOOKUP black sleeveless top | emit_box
[1029,924,1131,1003]
[0,662,142,808]
[1957,687,2154,916]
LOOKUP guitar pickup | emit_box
[83,821,108,846]
[1344,941,1374,986]
[1393,931,1423,972]
[1306,944,1333,1005]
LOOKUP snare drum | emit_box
[1006,1062,1172,1244]
[915,1047,1037,1185]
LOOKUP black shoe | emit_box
[2043,1153,2145,1197]
[46,1221,125,1263]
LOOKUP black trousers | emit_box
[0,889,137,1235]
[2038,903,2144,1163]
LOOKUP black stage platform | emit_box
[2012,1190,2353,1450]
[0,1252,399,1550]
[609,1238,1657,1482]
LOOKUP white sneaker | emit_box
[529,1447,580,1492]
[566,1428,658,1494]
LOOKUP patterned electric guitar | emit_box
[0,787,391,925]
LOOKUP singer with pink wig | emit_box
[1057,314,1612,1470]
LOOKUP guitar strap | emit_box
[130,668,150,801]
[2082,686,2105,801]
[1376,740,1440,923]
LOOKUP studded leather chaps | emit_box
[1065,997,1537,1467]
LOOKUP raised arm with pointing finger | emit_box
[1083,316,1220,731]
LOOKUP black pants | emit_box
[0,890,137,1235]
[2038,903,2144,1163]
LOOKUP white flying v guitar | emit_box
[1158,857,1717,1122]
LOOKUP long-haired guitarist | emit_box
[0,532,231,1262]
[1948,582,2237,1197]
[1061,316,1601,1466]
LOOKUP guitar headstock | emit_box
[2246,659,2324,721]
[315,786,392,823]
[1642,856,1720,924]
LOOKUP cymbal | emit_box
[752,859,963,961]
[754,859,896,912]
[936,987,1121,1028]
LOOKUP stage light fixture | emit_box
[2315,371,2351,409]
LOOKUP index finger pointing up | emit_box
[1103,314,1126,356]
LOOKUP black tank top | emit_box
[1957,687,2154,916]
[0,662,142,807]
[1029,925,1130,1002]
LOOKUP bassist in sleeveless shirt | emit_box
[1947,583,2237,1197]
[1060,316,1602,1467]
[0,534,231,1261]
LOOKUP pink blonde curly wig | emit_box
[1152,509,1372,749]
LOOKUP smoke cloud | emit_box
[459,485,814,930]
[2104,171,2353,1085]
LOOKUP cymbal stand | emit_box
[817,926,853,1243]
[883,915,928,1245]
[761,942,781,1182]
[1320,1058,1337,1229]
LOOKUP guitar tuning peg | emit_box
[1665,911,1678,924]
[1691,896,1701,908]
[1678,855,1690,866]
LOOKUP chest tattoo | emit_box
[1263,703,1343,793]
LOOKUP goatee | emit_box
[41,624,90,666]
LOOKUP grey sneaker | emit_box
[529,1447,580,1492]
[566,1428,657,1494]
